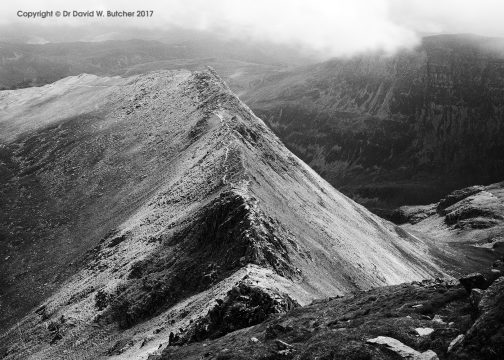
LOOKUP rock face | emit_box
[0,70,445,359]
[451,272,504,359]
[398,182,504,275]
[243,34,504,211]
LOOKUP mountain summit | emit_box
[1,70,444,358]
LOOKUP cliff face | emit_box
[0,70,445,359]
[244,34,504,212]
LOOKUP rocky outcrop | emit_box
[437,186,485,213]
[160,276,491,360]
[397,181,504,275]
[391,204,437,224]
[169,283,298,345]
[450,267,504,359]
[244,34,504,211]
[459,273,487,292]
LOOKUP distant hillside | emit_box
[243,34,504,212]
[0,35,312,92]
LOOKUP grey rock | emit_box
[415,327,434,336]
[367,336,438,359]
[275,339,293,350]
[478,276,504,313]
[447,334,464,353]
[469,288,484,308]
[459,273,486,292]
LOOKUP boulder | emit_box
[469,288,484,308]
[275,339,293,350]
[452,277,504,358]
[447,334,464,353]
[478,276,504,313]
[487,269,502,284]
[367,336,438,359]
[459,273,486,292]
[415,328,434,336]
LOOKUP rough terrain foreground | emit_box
[160,259,504,360]
[1,70,443,359]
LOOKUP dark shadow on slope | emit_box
[95,190,296,328]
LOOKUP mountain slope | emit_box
[243,34,504,212]
[394,181,504,275]
[1,70,444,359]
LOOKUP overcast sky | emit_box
[2,0,504,56]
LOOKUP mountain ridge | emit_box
[0,69,447,359]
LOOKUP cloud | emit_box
[2,0,504,57]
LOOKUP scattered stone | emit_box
[412,304,423,308]
[250,337,259,343]
[35,305,46,315]
[275,339,293,350]
[106,338,134,356]
[432,315,445,324]
[140,336,154,348]
[415,327,434,336]
[276,349,295,356]
[447,334,464,353]
[459,273,486,292]
[367,336,438,359]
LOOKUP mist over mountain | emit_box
[1,3,504,359]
